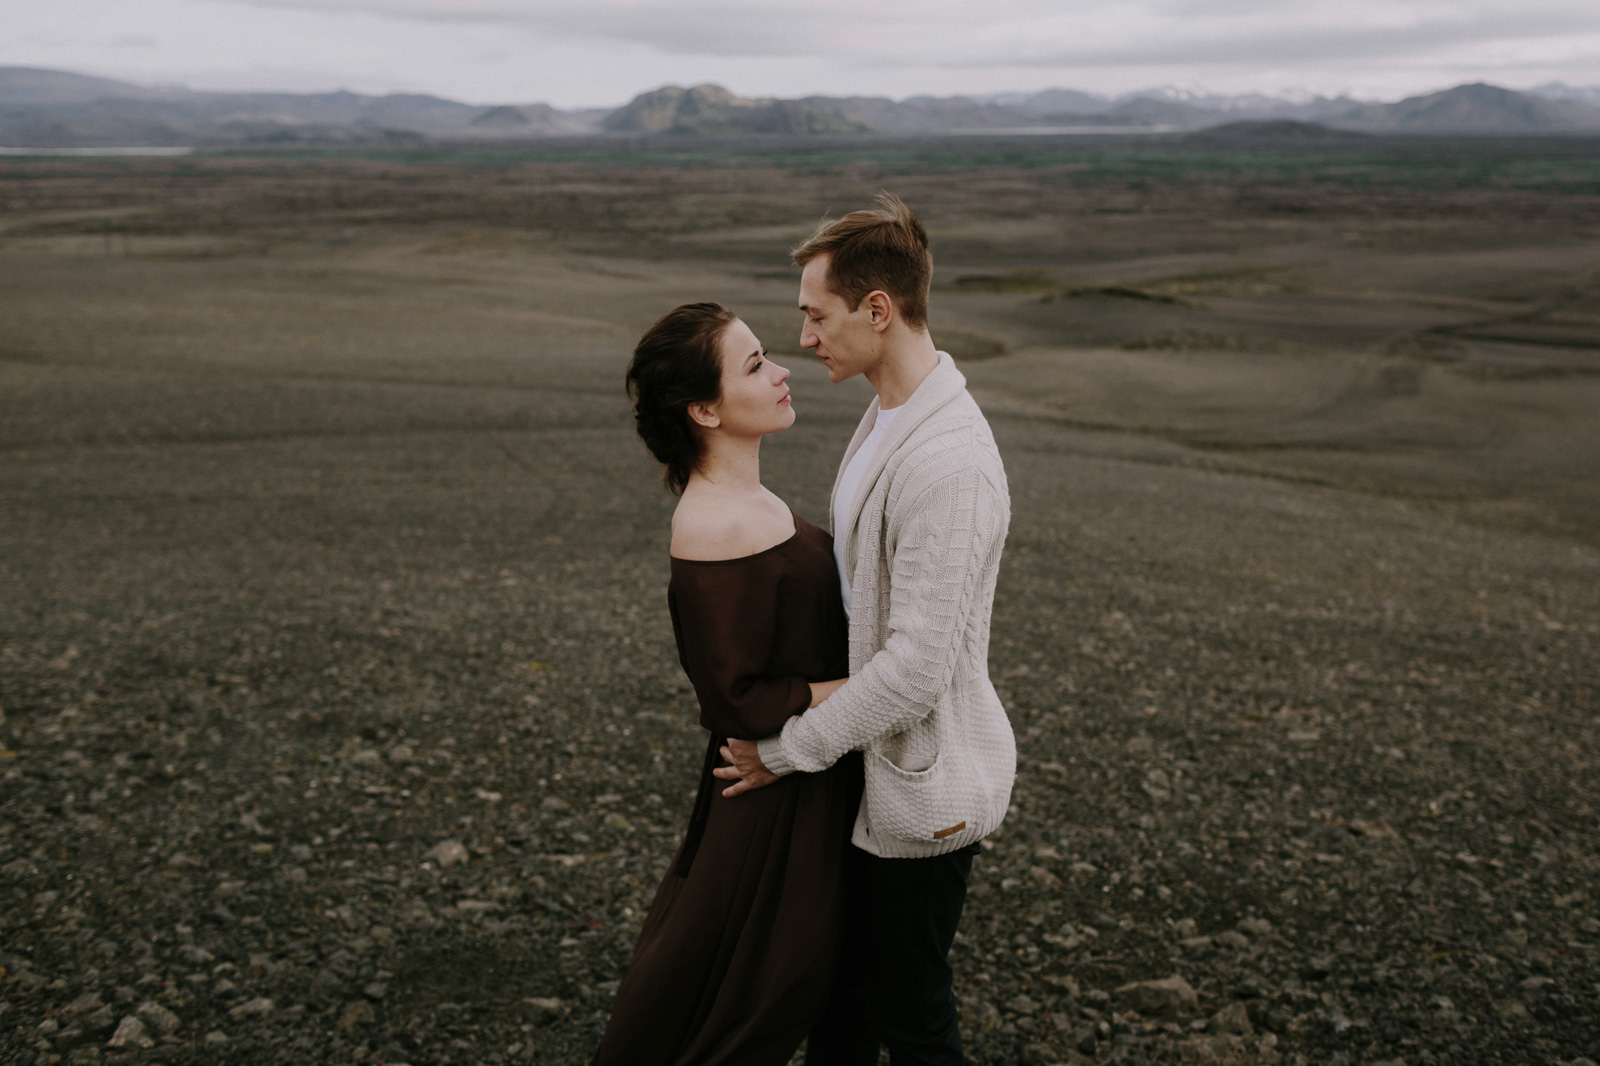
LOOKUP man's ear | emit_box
[864,290,893,333]
[687,401,720,430]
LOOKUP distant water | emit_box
[0,146,193,157]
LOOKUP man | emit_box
[712,194,1015,1065]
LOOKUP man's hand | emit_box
[711,738,777,797]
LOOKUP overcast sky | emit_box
[6,0,1599,107]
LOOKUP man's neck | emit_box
[863,330,941,410]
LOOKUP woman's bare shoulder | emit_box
[670,491,794,562]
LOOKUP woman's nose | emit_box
[775,362,791,384]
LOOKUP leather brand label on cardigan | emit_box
[933,821,967,840]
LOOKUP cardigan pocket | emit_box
[864,751,948,843]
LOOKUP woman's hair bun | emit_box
[625,302,734,494]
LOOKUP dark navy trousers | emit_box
[806,841,981,1066]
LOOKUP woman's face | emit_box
[706,318,793,437]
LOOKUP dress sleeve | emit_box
[668,562,812,741]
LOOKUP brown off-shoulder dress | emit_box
[592,511,863,1066]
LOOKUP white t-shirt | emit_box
[832,405,901,617]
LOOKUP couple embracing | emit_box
[593,196,1016,1066]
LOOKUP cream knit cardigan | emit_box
[758,352,1016,858]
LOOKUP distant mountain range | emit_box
[3,66,1599,147]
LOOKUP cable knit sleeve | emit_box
[669,562,814,741]
[759,443,1007,776]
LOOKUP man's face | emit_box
[799,254,879,384]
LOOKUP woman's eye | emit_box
[751,360,763,373]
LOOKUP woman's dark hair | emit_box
[625,302,735,494]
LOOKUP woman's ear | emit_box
[687,400,721,430]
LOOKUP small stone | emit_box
[1026,865,1062,889]
[1008,994,1040,1015]
[1208,1001,1253,1036]
[1022,1041,1057,1065]
[135,1001,181,1036]
[1173,918,1199,937]
[960,997,1002,1033]
[524,996,566,1024]
[81,1007,117,1034]
[203,1030,229,1045]
[180,945,216,965]
[312,969,343,998]
[1237,917,1273,936]
[339,999,376,1031]
[1180,936,1214,954]
[214,979,238,997]
[539,796,570,812]
[65,992,104,1014]
[228,996,275,1020]
[426,839,470,870]
[106,1016,153,1050]
[387,744,416,763]
[1495,998,1530,1021]
[1214,930,1250,950]
[1299,956,1335,981]
[349,749,382,766]
[1113,975,1198,1017]
[363,981,388,1000]
[1068,862,1097,876]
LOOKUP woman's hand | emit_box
[808,678,847,708]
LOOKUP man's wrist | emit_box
[756,735,796,777]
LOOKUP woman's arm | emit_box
[669,567,812,740]
[808,678,847,708]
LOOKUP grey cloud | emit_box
[195,0,1600,73]
[936,10,1600,70]
[204,0,834,57]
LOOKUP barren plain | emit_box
[1,134,1598,1065]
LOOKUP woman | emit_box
[592,303,861,1065]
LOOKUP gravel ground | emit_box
[2,148,1598,1066]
